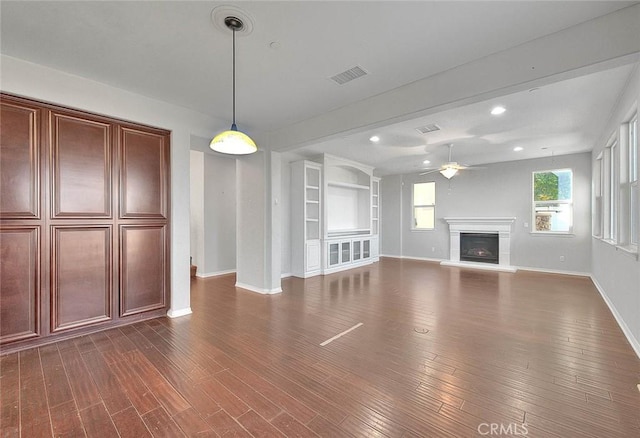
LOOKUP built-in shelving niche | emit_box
[325,162,372,237]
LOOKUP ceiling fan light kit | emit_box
[439,167,458,179]
[210,14,258,155]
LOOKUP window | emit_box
[532,169,573,233]
[629,116,638,246]
[593,154,603,237]
[412,182,435,230]
[607,140,618,241]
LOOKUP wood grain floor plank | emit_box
[270,412,319,438]
[111,406,152,438]
[38,344,74,409]
[237,410,286,437]
[49,399,85,437]
[0,353,20,438]
[78,403,119,438]
[57,340,102,411]
[141,406,186,438]
[80,349,132,415]
[205,410,252,437]
[171,407,214,437]
[215,370,283,421]
[18,349,52,437]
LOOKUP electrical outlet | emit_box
[523,222,529,228]
[560,255,565,262]
[431,247,436,252]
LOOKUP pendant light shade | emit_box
[210,124,257,155]
[439,167,458,179]
[210,16,257,155]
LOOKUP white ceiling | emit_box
[290,64,635,175]
[1,1,638,175]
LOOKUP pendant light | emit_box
[210,16,257,155]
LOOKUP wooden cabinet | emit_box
[0,93,170,352]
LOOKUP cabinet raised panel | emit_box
[0,227,40,343]
[0,102,40,218]
[51,226,112,332]
[51,114,112,217]
[120,128,168,218]
[120,224,167,316]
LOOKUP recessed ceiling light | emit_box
[369,135,380,142]
[423,159,431,164]
[491,106,506,115]
[513,146,523,152]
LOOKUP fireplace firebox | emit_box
[460,233,499,264]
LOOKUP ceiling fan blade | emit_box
[419,169,440,175]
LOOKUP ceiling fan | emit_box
[420,144,483,179]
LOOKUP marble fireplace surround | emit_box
[441,217,517,272]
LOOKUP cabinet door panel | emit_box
[51,114,112,217]
[306,241,321,272]
[0,102,39,218]
[0,227,39,343]
[120,128,168,218]
[51,226,112,332]
[120,225,166,316]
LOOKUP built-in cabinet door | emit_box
[120,224,167,316]
[371,237,379,258]
[328,242,340,267]
[0,226,39,343]
[306,240,321,272]
[120,128,168,219]
[0,101,40,219]
[51,226,112,332]
[341,241,351,263]
[353,240,361,261]
[363,239,371,259]
[51,113,112,218]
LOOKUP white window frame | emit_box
[628,115,638,248]
[531,168,573,234]
[607,140,618,242]
[593,153,603,238]
[412,181,435,231]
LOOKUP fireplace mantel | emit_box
[441,217,517,272]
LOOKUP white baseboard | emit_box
[196,269,236,278]
[235,281,282,295]
[166,307,192,318]
[281,272,292,279]
[515,266,589,277]
[380,254,442,263]
[440,260,517,273]
[590,276,640,359]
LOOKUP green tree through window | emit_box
[532,169,573,233]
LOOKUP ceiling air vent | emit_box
[330,66,368,85]
[415,124,441,134]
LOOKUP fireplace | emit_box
[460,233,498,264]
[442,217,516,272]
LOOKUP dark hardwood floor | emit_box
[2,258,639,437]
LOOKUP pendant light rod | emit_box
[232,24,236,126]
[224,16,243,129]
